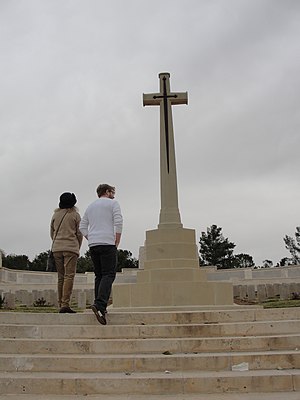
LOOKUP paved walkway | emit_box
[0,393,299,399]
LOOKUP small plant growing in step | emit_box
[33,297,48,307]
[0,295,5,309]
[291,292,300,300]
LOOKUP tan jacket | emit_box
[50,208,83,256]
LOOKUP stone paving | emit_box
[0,393,300,399]
[0,307,299,397]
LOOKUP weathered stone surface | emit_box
[0,307,299,396]
[257,285,266,302]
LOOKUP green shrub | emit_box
[0,295,5,309]
[33,297,48,307]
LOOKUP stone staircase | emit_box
[0,306,299,398]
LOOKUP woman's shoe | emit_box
[59,307,76,314]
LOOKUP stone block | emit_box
[86,289,94,306]
[4,292,15,309]
[138,246,145,269]
[136,268,207,283]
[15,290,28,304]
[266,284,275,299]
[247,285,256,301]
[257,284,266,302]
[290,282,298,296]
[144,228,199,263]
[240,285,246,298]
[113,281,233,308]
[233,285,240,298]
[280,283,290,300]
[49,290,57,306]
[273,283,281,297]
[32,290,40,301]
[112,284,132,308]
[27,292,34,306]
[144,258,199,269]
[77,291,86,309]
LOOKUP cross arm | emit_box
[171,92,188,105]
[143,91,188,106]
[143,93,161,106]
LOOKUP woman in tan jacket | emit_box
[50,192,83,313]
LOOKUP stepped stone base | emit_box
[113,227,233,308]
[113,280,233,308]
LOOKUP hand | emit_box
[115,233,121,248]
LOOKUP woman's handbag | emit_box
[46,251,56,272]
[46,211,68,272]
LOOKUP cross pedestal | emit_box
[112,73,233,309]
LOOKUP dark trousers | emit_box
[90,245,117,313]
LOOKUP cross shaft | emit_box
[143,72,188,229]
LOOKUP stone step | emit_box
[5,395,300,400]
[1,333,299,354]
[1,319,300,339]
[1,369,299,395]
[1,394,300,400]
[1,308,299,396]
[1,350,299,373]
[1,307,300,325]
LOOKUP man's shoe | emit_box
[91,305,107,325]
[59,307,76,314]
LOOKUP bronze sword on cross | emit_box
[143,73,188,174]
[143,73,188,229]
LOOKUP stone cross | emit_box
[143,72,188,229]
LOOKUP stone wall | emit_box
[203,265,300,283]
[234,282,300,302]
[1,288,94,310]
[1,265,300,308]
[0,267,137,309]
[0,267,137,288]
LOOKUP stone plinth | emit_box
[112,227,233,308]
[142,227,199,268]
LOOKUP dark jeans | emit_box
[90,245,117,314]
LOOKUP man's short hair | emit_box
[96,184,115,197]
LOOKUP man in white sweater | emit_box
[80,183,123,325]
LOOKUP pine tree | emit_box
[284,227,300,264]
[199,224,235,269]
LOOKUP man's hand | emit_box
[115,232,121,248]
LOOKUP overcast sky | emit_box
[1,0,299,266]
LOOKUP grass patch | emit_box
[262,299,300,308]
[0,307,59,313]
[234,297,300,308]
[0,305,84,313]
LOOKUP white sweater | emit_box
[79,198,123,246]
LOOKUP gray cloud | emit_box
[1,0,299,265]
